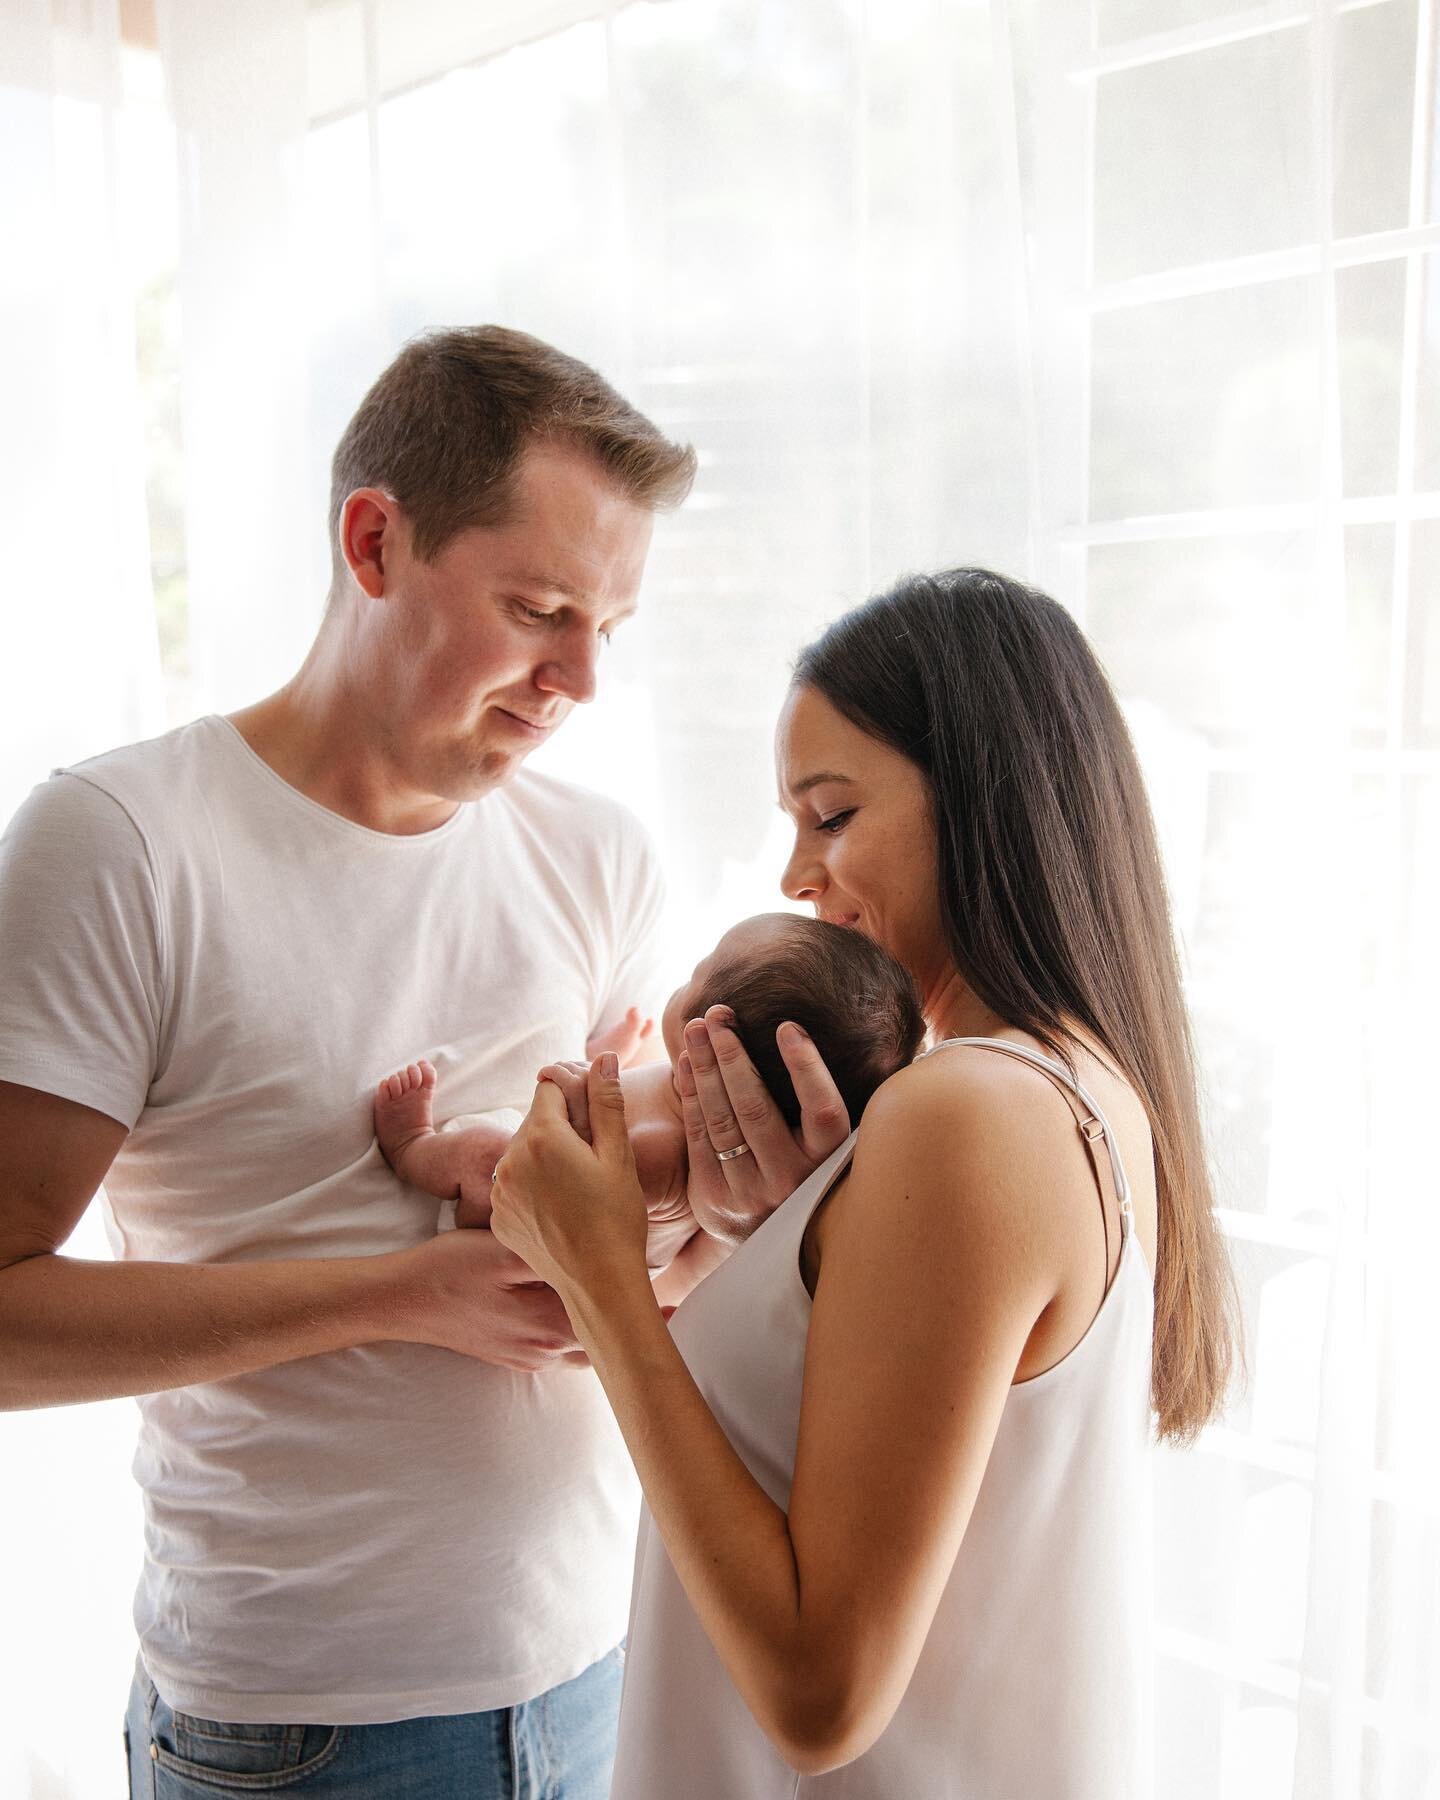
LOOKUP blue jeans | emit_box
[124,1649,624,1799]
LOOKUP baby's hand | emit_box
[536,1060,594,1143]
[585,1007,655,1070]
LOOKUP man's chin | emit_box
[442,740,533,799]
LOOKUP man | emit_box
[0,325,708,1797]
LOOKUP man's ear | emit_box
[337,488,398,600]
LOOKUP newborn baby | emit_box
[374,912,924,1265]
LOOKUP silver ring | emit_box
[715,1142,752,1163]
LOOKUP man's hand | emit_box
[586,1006,658,1069]
[678,1008,851,1243]
[398,1227,589,1370]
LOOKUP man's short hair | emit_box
[688,916,926,1130]
[327,325,696,584]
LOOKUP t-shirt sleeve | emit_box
[591,812,669,1040]
[0,773,165,1128]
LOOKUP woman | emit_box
[491,567,1239,1796]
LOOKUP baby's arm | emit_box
[376,1056,699,1264]
[374,1062,513,1228]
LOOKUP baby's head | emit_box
[661,914,925,1129]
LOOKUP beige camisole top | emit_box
[611,1037,1156,1798]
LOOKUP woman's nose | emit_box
[780,842,824,902]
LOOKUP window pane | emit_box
[1188,773,1282,1217]
[1347,525,1395,747]
[1415,254,1440,490]
[1337,258,1406,499]
[1096,0,1261,48]
[1405,522,1440,748]
[1156,1447,1244,1638]
[1224,1705,1300,1800]
[1333,0,1417,240]
[1093,30,1313,283]
[1088,533,1320,745]
[1252,1267,1327,1451]
[378,25,614,350]
[1090,279,1322,516]
[1236,1479,1311,1661]
[1155,1651,1227,1800]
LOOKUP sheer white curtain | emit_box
[1,2,1435,1796]
[0,0,163,826]
[1,9,163,1798]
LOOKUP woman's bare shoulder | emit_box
[857,1038,1081,1149]
[845,1035,1154,1285]
[846,1041,1116,1240]
[814,1044,1075,1319]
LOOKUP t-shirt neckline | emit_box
[207,714,476,848]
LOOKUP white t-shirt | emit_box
[0,715,665,1724]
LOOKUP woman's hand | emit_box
[490,1055,649,1295]
[679,1008,851,1243]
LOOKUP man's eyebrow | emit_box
[778,771,854,803]
[506,573,637,621]
[506,571,584,601]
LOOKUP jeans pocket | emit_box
[150,1698,344,1793]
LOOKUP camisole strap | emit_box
[917,1037,1133,1245]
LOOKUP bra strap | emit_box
[917,1038,1133,1247]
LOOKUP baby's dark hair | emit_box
[688,915,925,1129]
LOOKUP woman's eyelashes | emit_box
[817,809,855,835]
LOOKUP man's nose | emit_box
[536,630,602,705]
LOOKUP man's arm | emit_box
[0,1082,587,1411]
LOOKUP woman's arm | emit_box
[491,1053,1069,1774]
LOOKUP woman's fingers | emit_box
[675,1049,751,1242]
[683,1015,788,1173]
[774,1020,851,1161]
[681,1009,807,1215]
[584,1053,632,1166]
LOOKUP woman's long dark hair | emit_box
[794,567,1239,1443]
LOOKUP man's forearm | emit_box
[0,1249,411,1410]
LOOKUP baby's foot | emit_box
[375,1060,438,1178]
